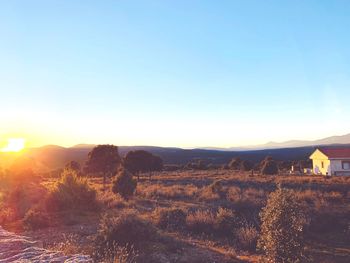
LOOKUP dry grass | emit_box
[0,169,349,262]
[137,183,198,199]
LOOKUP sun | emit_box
[1,138,26,152]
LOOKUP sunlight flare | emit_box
[1,138,25,152]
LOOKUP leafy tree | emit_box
[64,161,81,173]
[151,155,163,172]
[124,150,163,179]
[278,161,292,171]
[261,159,278,175]
[85,145,121,191]
[258,187,306,262]
[229,157,242,170]
[112,169,137,200]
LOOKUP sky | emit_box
[1,0,350,148]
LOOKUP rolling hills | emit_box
[1,133,349,173]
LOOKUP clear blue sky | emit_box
[1,0,350,148]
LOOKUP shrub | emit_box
[2,182,47,220]
[101,244,138,263]
[45,170,97,211]
[112,169,137,200]
[155,208,187,230]
[23,208,49,230]
[186,210,216,234]
[199,180,225,200]
[94,212,156,260]
[236,225,258,251]
[240,160,254,171]
[229,158,242,170]
[209,180,223,193]
[138,184,197,199]
[226,187,242,202]
[257,187,306,263]
[261,160,278,175]
[215,207,238,235]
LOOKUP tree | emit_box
[112,169,137,200]
[65,161,81,173]
[261,159,278,175]
[85,145,121,191]
[258,187,306,262]
[124,150,163,180]
[240,160,254,171]
[229,157,242,170]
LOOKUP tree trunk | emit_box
[103,174,106,192]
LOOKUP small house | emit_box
[309,147,350,176]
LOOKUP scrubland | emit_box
[0,170,349,262]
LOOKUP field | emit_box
[1,170,350,262]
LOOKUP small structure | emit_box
[309,147,350,176]
[290,165,302,175]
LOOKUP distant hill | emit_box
[203,133,350,151]
[256,133,350,149]
[1,132,349,173]
[0,144,319,173]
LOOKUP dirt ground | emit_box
[4,170,350,262]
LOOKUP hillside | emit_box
[0,144,320,173]
[2,138,350,173]
[223,133,350,150]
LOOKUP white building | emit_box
[309,148,350,176]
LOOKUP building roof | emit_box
[318,147,350,159]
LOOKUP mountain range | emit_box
[201,133,350,151]
[0,133,349,173]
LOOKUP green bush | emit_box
[94,212,157,261]
[155,208,187,230]
[112,169,137,200]
[45,170,97,211]
[257,187,306,262]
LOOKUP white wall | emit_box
[330,160,350,176]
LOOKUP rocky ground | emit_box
[0,226,92,263]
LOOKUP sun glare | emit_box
[1,138,25,152]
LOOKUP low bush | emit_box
[186,210,216,235]
[258,187,307,263]
[45,170,97,212]
[155,208,187,230]
[0,182,47,221]
[94,212,157,260]
[112,169,137,200]
[261,160,278,175]
[23,208,50,230]
[137,184,198,199]
[209,180,223,194]
[95,243,138,263]
[215,207,238,235]
[236,225,258,251]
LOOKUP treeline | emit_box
[48,146,312,179]
[164,156,312,175]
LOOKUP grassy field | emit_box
[1,170,349,262]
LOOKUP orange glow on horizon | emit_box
[1,138,26,152]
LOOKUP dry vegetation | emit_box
[0,169,349,262]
